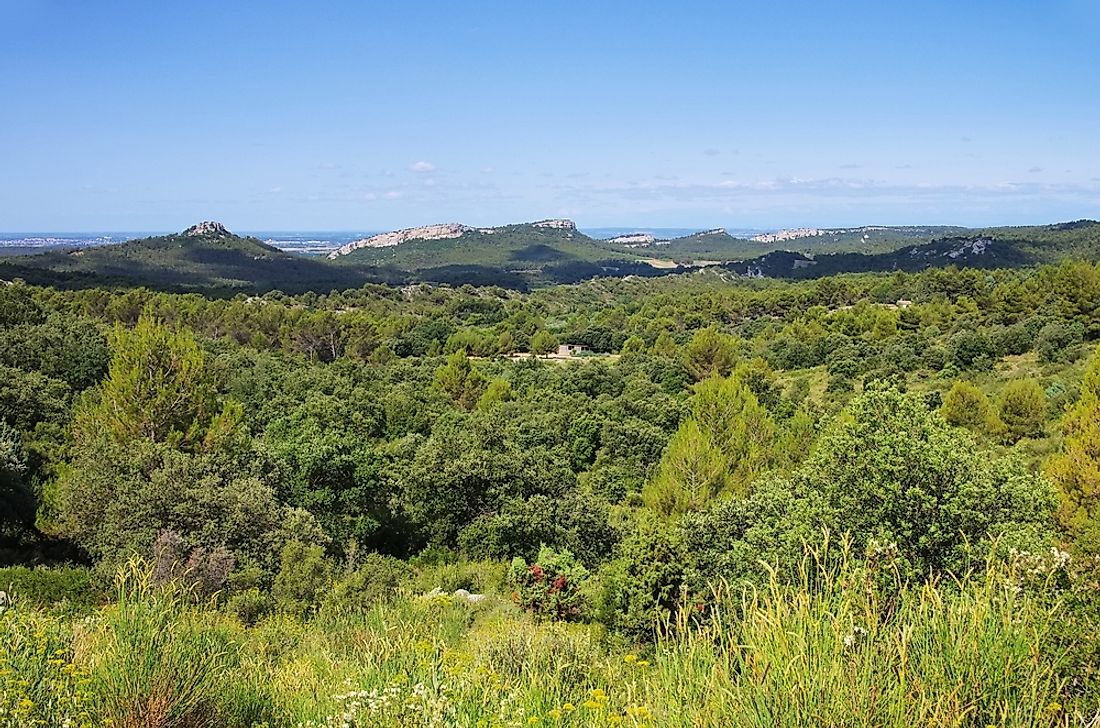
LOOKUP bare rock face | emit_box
[183,221,231,237]
[329,223,472,258]
[327,218,580,259]
[532,219,577,230]
[607,233,656,247]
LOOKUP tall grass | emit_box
[78,558,272,728]
[1,551,1095,727]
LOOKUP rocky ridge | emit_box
[329,219,578,259]
[606,233,657,247]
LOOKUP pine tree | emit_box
[1047,344,1100,550]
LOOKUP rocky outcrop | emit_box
[532,219,577,230]
[328,223,472,258]
[607,233,656,247]
[183,221,232,237]
[328,219,580,258]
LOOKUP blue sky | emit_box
[2,0,1098,231]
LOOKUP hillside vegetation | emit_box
[1,255,1099,724]
[3,219,1099,294]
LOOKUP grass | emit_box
[0,551,1095,727]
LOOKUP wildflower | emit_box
[636,660,649,668]
[624,654,637,664]
[548,709,563,719]
[528,717,540,725]
[583,700,601,710]
[563,703,576,712]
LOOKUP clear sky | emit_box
[2,0,1098,231]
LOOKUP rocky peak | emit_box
[183,221,231,237]
[532,219,577,230]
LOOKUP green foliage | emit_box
[682,327,738,381]
[997,378,1048,442]
[433,348,487,410]
[73,316,239,451]
[272,540,331,616]
[457,492,618,566]
[529,329,558,356]
[476,377,513,410]
[940,379,991,428]
[326,553,409,612]
[1047,344,1100,550]
[679,477,832,590]
[794,386,1056,576]
[0,313,108,391]
[0,363,70,431]
[644,373,775,517]
[56,436,305,572]
[596,515,688,640]
[0,566,99,610]
[509,546,589,621]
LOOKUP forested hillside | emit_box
[2,259,1099,725]
[4,219,1099,293]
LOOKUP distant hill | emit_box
[329,219,664,286]
[722,220,1100,278]
[0,222,392,293]
[601,225,970,263]
[3,219,1097,293]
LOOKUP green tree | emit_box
[530,330,558,357]
[996,379,1047,442]
[643,374,775,517]
[941,380,991,429]
[620,335,647,359]
[477,378,514,411]
[682,327,738,381]
[794,386,1055,576]
[272,540,331,615]
[1047,344,1100,550]
[650,330,679,358]
[433,348,487,410]
[642,419,727,517]
[72,316,240,452]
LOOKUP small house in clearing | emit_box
[556,343,590,357]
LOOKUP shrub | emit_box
[0,565,100,611]
[272,540,331,616]
[1037,321,1082,364]
[793,386,1056,577]
[225,588,273,626]
[997,378,1048,442]
[509,546,588,621]
[326,553,409,611]
[596,516,688,640]
[940,379,991,428]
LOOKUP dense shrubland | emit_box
[1,260,1099,725]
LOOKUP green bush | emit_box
[997,378,1048,442]
[272,540,331,616]
[0,565,100,611]
[509,546,588,621]
[596,515,688,640]
[326,553,409,611]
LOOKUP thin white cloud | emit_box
[409,161,435,173]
